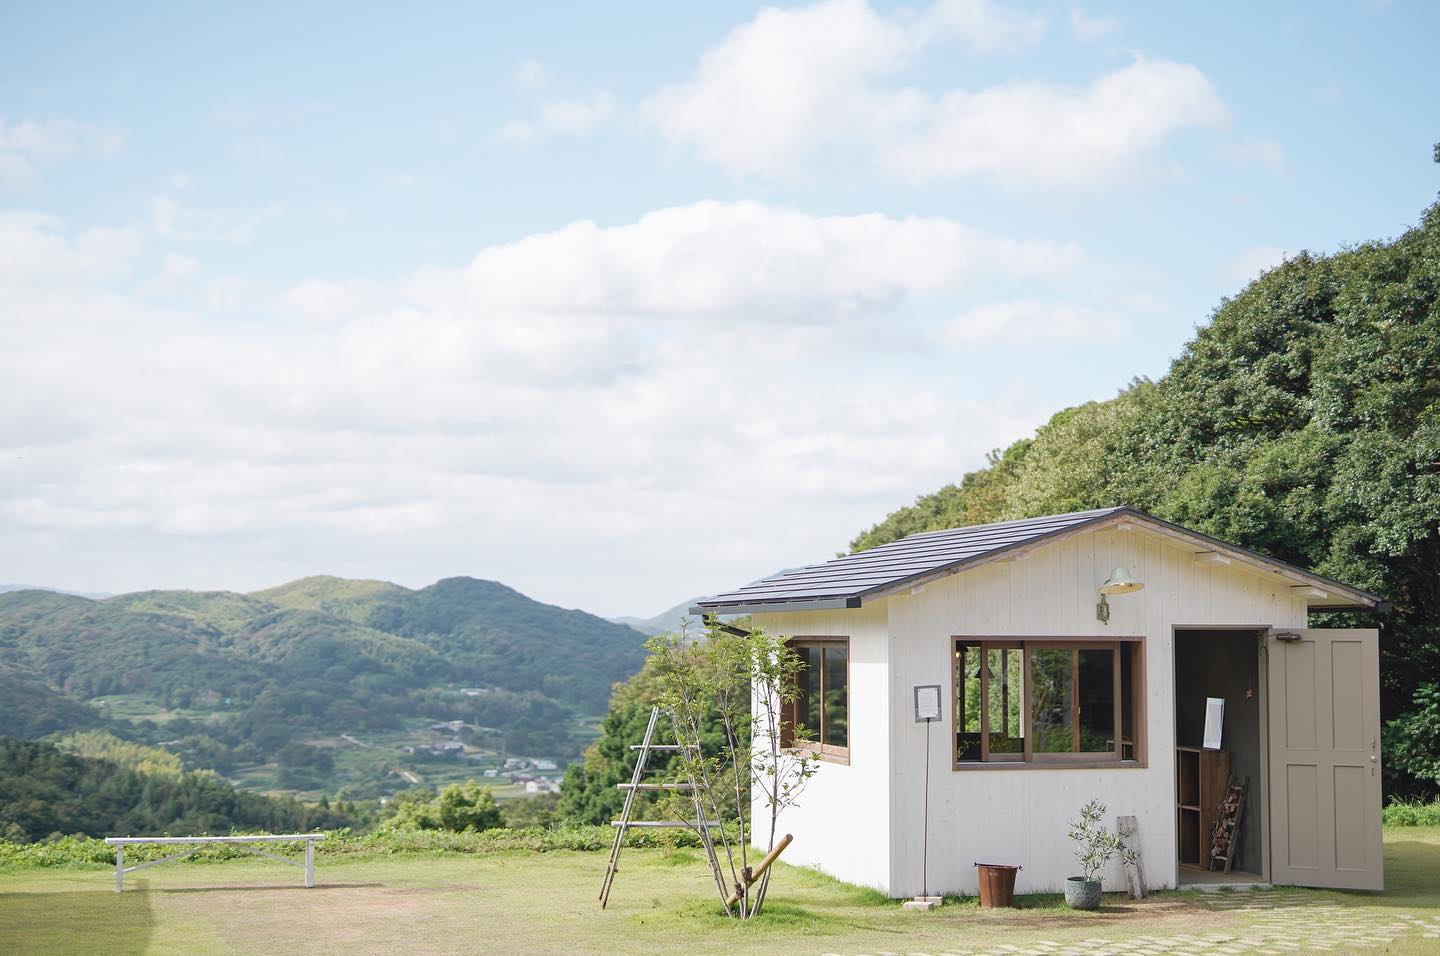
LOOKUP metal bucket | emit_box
[973,862,1021,907]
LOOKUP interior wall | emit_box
[1174,629,1264,875]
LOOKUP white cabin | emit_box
[692,508,1386,897]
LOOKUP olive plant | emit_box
[1066,799,1136,882]
[645,619,817,918]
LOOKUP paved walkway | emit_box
[821,890,1440,956]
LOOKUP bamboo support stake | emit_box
[724,834,792,907]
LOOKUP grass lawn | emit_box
[2,828,1438,955]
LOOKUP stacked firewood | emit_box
[1209,777,1247,872]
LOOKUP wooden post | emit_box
[1117,815,1145,899]
[725,834,792,907]
[114,845,124,893]
[305,840,315,888]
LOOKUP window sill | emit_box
[952,759,1146,772]
[788,745,850,766]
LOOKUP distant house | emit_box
[503,757,530,770]
[430,741,464,756]
[691,507,1387,896]
[460,688,488,697]
[525,779,556,794]
[429,720,465,733]
[532,758,558,770]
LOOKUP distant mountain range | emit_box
[609,598,704,637]
[0,575,649,793]
[0,584,112,599]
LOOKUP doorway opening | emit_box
[1173,628,1266,885]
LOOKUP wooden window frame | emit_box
[783,637,850,765]
[952,636,1146,771]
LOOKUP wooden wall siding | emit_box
[751,601,892,892]
[883,527,1309,897]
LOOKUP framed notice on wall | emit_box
[914,684,941,722]
[1203,696,1225,750]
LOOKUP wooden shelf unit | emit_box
[1176,746,1230,868]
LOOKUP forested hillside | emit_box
[0,734,358,842]
[853,200,1440,797]
[0,576,648,795]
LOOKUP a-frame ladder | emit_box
[598,706,727,909]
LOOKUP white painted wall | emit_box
[750,602,891,892]
[759,524,1309,897]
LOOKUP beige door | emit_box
[1267,628,1383,890]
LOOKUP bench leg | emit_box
[305,842,315,888]
[115,846,124,893]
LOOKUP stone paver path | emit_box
[820,889,1440,956]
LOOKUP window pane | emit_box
[1120,644,1136,759]
[797,646,822,743]
[986,647,1024,754]
[956,643,982,761]
[1030,647,1076,753]
[822,646,848,749]
[1077,648,1115,752]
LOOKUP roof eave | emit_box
[688,595,863,616]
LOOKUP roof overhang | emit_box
[687,596,861,616]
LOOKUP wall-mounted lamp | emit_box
[1096,566,1145,624]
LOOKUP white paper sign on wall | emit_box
[914,684,941,722]
[1203,696,1225,750]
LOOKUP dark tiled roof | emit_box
[690,507,1385,615]
[692,508,1126,614]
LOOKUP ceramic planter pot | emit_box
[1064,876,1103,910]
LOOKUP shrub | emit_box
[0,825,700,871]
[1383,799,1440,827]
[385,781,503,832]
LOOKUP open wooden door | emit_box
[1267,628,1383,890]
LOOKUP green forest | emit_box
[0,575,648,799]
[0,733,360,842]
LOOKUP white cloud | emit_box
[0,117,124,179]
[878,57,1229,188]
[1069,8,1118,41]
[0,202,1084,612]
[1214,136,1288,173]
[0,212,143,283]
[495,120,537,145]
[539,92,617,133]
[512,57,547,92]
[150,196,280,242]
[1227,245,1288,281]
[497,92,618,143]
[919,0,1048,52]
[938,300,1125,344]
[642,0,1226,187]
[642,0,919,178]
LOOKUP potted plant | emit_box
[1064,799,1134,910]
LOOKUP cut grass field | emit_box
[2,828,1439,956]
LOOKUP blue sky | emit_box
[2,1,1437,614]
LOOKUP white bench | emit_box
[104,834,326,892]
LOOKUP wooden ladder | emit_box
[598,706,727,909]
